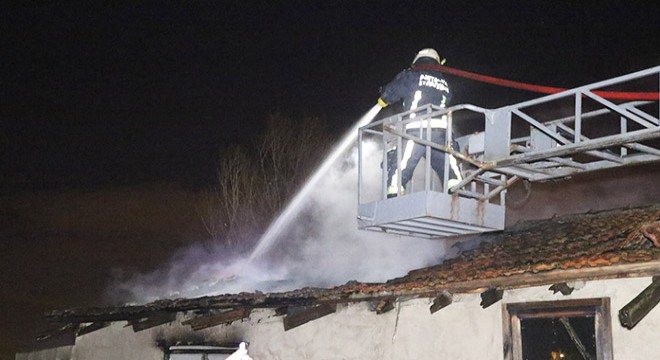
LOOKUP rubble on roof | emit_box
[47,204,660,325]
[640,221,660,247]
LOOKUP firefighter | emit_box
[377,48,460,196]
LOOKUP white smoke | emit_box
[109,140,448,304]
[278,141,447,287]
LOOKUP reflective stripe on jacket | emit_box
[379,68,451,111]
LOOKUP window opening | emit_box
[165,344,240,360]
[503,298,612,360]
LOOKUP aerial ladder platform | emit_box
[357,66,660,239]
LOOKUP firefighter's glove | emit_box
[377,98,389,108]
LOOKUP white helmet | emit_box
[412,48,441,64]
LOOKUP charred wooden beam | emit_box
[549,283,574,295]
[274,307,288,316]
[42,258,660,325]
[130,312,177,332]
[374,298,395,314]
[641,221,660,247]
[44,295,254,324]
[77,322,110,336]
[183,308,252,331]
[47,308,168,324]
[619,277,660,329]
[429,291,453,314]
[36,323,77,347]
[480,288,503,309]
[27,332,77,352]
[559,317,594,360]
[283,304,336,331]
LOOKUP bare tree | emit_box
[258,114,329,216]
[198,114,331,253]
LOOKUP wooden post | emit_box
[619,277,660,329]
[480,288,503,309]
[429,291,453,314]
[182,308,251,331]
[131,312,177,332]
[374,299,395,314]
[283,304,336,331]
[77,322,110,336]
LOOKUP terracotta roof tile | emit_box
[47,204,660,322]
[389,204,660,284]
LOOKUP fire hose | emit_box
[414,64,660,100]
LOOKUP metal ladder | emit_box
[357,66,660,239]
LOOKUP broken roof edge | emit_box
[45,203,660,324]
[46,259,660,324]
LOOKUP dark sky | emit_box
[1,3,659,357]
[3,2,659,191]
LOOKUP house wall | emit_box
[16,276,660,360]
[15,346,73,360]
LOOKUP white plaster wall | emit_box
[21,277,660,360]
[71,321,164,360]
[388,295,503,360]
[15,346,72,360]
[246,304,394,359]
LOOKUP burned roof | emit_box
[48,204,660,324]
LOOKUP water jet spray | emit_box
[248,104,382,262]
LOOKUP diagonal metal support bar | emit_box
[491,165,552,179]
[539,157,587,169]
[482,175,520,201]
[384,125,485,168]
[546,101,653,126]
[627,106,659,126]
[514,109,621,163]
[493,127,660,167]
[512,109,570,145]
[449,168,485,193]
[584,151,624,164]
[456,189,486,200]
[511,144,587,169]
[625,143,660,156]
[583,90,658,129]
[556,123,660,160]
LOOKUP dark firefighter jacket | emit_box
[379,67,451,111]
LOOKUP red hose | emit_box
[413,64,659,101]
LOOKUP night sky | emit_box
[2,2,660,357]
[4,2,659,191]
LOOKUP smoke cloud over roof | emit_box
[109,141,449,303]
